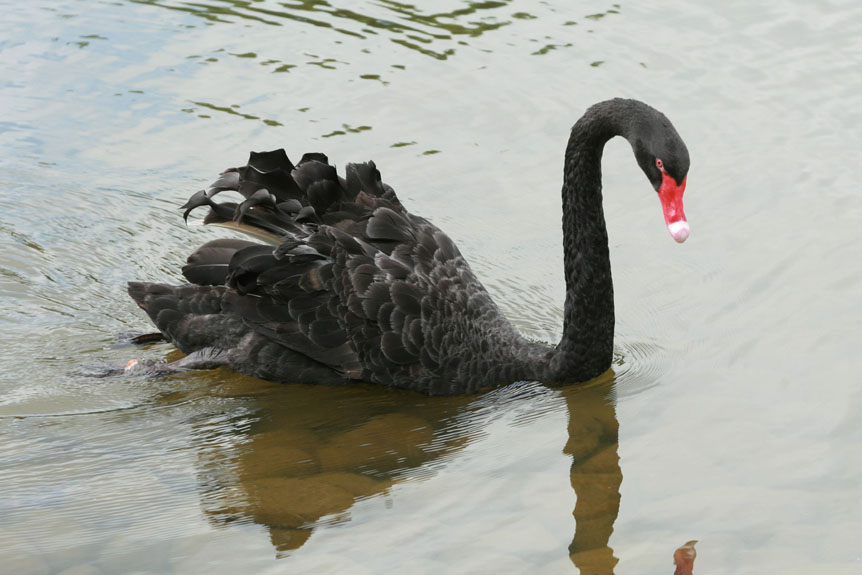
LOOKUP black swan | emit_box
[127,98,690,395]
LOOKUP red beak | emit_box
[658,173,689,243]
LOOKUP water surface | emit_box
[1,1,861,573]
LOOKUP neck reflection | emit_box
[561,377,622,573]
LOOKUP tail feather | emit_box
[127,282,240,353]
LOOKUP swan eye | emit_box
[655,158,664,170]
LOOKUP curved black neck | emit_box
[547,99,642,382]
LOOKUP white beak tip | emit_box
[668,220,690,243]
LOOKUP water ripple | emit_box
[131,0,623,62]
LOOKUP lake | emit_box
[1,1,860,573]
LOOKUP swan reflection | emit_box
[192,376,621,569]
[564,378,622,572]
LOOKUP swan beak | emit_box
[658,174,689,243]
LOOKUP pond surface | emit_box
[2,1,861,573]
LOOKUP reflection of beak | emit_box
[658,173,689,243]
[673,540,698,575]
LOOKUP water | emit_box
[1,1,861,573]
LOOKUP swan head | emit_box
[630,110,691,243]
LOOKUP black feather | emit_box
[361,282,390,319]
[226,245,276,294]
[345,162,385,198]
[248,149,293,173]
[287,293,323,318]
[296,205,318,223]
[390,281,422,316]
[235,189,277,223]
[377,254,411,280]
[182,239,259,286]
[278,199,303,213]
[366,207,413,242]
[380,331,416,364]
[307,180,342,214]
[292,160,339,193]
[207,171,240,193]
[308,318,348,348]
[180,190,214,222]
[376,302,395,332]
[297,152,328,166]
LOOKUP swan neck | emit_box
[550,101,637,381]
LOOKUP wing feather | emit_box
[172,148,514,391]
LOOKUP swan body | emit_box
[128,98,690,395]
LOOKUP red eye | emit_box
[655,158,664,170]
